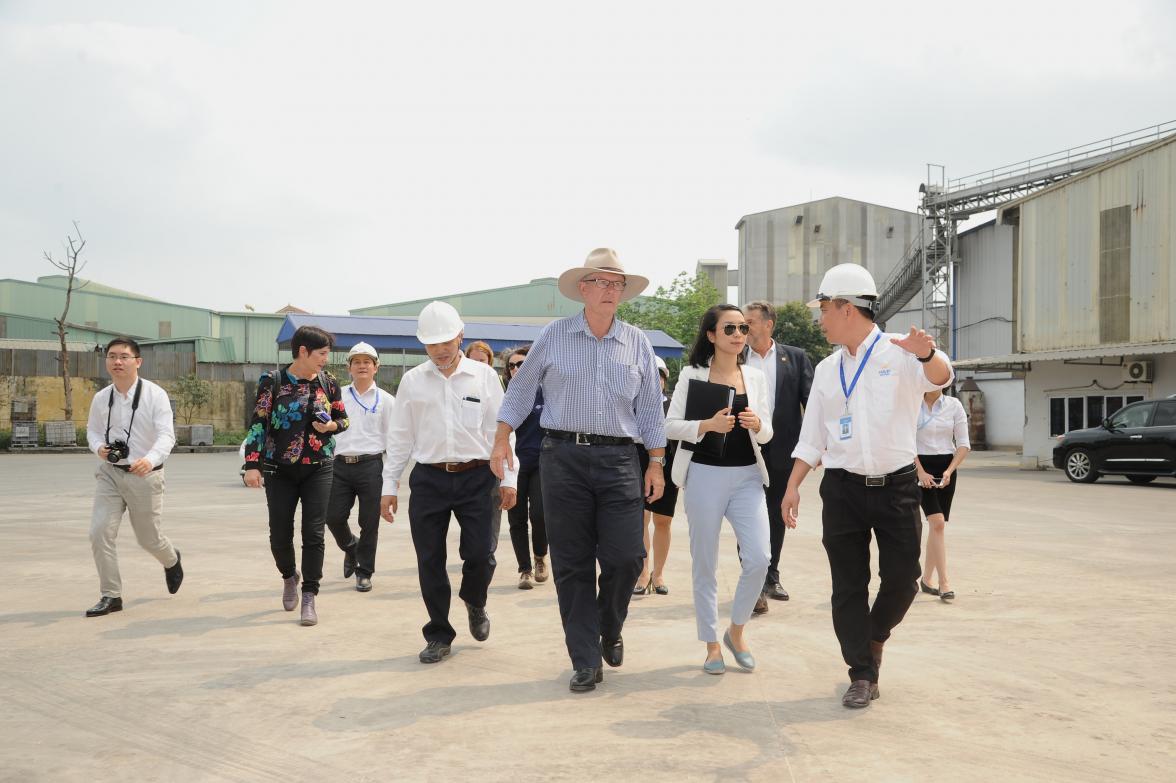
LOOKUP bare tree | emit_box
[44,222,88,421]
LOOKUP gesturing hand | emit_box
[890,326,936,359]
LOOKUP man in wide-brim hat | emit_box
[492,248,667,693]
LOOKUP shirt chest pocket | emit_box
[605,360,640,400]
[459,397,482,429]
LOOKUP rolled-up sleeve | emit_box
[953,398,971,450]
[791,382,826,469]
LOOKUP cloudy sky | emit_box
[1,0,1172,314]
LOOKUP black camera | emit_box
[107,440,130,463]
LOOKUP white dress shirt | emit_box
[743,341,778,419]
[86,377,176,468]
[915,394,970,455]
[792,326,953,476]
[382,357,518,495]
[334,383,396,456]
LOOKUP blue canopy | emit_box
[276,314,685,359]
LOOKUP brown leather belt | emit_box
[112,463,164,472]
[423,459,489,473]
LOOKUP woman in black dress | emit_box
[634,357,679,595]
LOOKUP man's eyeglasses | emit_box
[721,323,750,336]
[508,360,525,370]
[582,278,627,291]
[106,353,138,362]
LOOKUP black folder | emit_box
[681,379,736,458]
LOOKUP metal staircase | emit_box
[876,120,1176,351]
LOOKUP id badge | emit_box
[839,414,853,441]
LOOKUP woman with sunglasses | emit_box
[502,345,548,589]
[666,305,773,674]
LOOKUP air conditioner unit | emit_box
[1123,359,1154,383]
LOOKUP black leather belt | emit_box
[545,429,634,446]
[112,463,164,472]
[827,464,916,487]
[338,453,382,464]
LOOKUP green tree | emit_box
[173,374,212,425]
[618,271,722,385]
[773,301,832,366]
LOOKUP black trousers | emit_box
[325,458,383,577]
[540,437,645,669]
[264,461,333,595]
[819,470,922,683]
[407,462,497,644]
[506,463,547,572]
[764,464,793,588]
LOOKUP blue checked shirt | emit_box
[498,310,667,449]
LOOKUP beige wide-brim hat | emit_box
[557,248,650,303]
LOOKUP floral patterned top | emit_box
[243,366,350,468]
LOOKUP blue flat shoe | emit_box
[723,630,756,671]
[703,654,726,675]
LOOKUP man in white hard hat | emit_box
[325,342,396,592]
[491,248,667,693]
[380,302,518,665]
[782,262,952,709]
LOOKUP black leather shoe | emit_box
[343,546,357,579]
[752,592,769,615]
[842,679,876,708]
[466,602,490,641]
[419,641,451,664]
[569,667,603,692]
[767,582,789,601]
[601,636,624,667]
[165,550,184,595]
[85,596,123,617]
[355,575,372,592]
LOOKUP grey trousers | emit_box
[683,463,770,642]
[90,462,177,598]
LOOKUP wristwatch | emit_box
[917,347,936,363]
[649,455,667,467]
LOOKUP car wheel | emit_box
[1126,474,1157,485]
[1064,448,1099,483]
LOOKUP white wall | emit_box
[1021,356,1173,467]
[967,374,1024,449]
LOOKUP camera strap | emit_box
[105,378,144,450]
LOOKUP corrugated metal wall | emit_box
[956,222,1016,359]
[0,280,211,339]
[1019,140,1174,351]
[738,198,926,305]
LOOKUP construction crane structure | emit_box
[876,120,1176,355]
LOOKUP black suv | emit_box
[1053,398,1176,483]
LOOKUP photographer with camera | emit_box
[84,336,184,617]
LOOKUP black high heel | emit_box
[632,577,652,596]
[919,579,940,596]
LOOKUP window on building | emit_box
[1050,393,1148,436]
[1099,205,1131,343]
[159,320,172,338]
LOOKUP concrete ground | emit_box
[2,452,1173,783]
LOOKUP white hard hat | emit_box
[416,301,464,345]
[806,263,879,311]
[654,355,669,377]
[347,342,379,362]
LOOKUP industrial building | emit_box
[735,196,926,306]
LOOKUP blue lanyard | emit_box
[349,385,378,414]
[839,333,883,410]
[917,405,936,430]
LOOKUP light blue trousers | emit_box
[683,463,771,643]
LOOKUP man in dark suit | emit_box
[743,301,813,612]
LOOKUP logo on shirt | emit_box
[878,367,895,377]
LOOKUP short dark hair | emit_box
[290,326,334,359]
[105,336,141,357]
[688,304,746,368]
[744,300,776,324]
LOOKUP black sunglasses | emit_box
[508,360,525,369]
[721,323,750,336]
